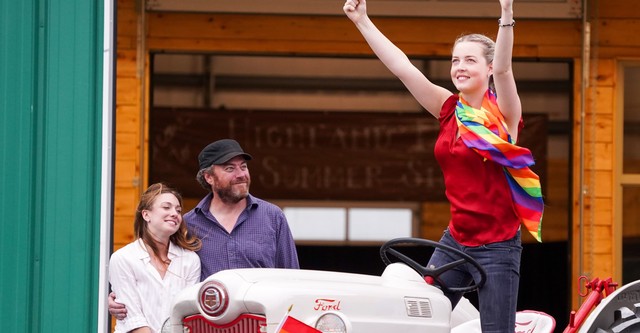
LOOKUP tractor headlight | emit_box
[315,313,347,333]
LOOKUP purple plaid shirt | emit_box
[184,193,300,281]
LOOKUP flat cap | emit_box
[198,139,252,169]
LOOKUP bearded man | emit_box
[188,138,300,280]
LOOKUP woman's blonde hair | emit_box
[453,33,496,64]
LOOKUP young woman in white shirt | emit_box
[109,183,201,333]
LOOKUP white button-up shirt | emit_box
[109,239,201,333]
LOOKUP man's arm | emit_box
[275,210,300,269]
[108,291,128,320]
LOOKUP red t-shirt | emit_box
[434,94,521,246]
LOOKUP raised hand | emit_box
[343,0,367,23]
[499,0,514,11]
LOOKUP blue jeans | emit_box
[427,229,522,333]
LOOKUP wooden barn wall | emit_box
[114,0,640,307]
[115,0,143,252]
[571,0,640,292]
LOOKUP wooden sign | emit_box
[150,108,547,201]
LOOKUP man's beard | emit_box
[213,179,250,204]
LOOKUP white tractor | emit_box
[162,238,639,333]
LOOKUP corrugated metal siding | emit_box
[0,0,104,332]
[0,1,37,332]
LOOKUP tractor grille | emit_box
[183,313,267,333]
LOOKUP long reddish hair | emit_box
[133,183,201,261]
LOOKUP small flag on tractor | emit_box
[275,305,321,333]
[277,315,322,333]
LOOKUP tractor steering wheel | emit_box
[380,238,487,294]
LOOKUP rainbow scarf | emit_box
[455,90,544,242]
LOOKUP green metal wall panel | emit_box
[0,0,105,331]
[0,0,37,332]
